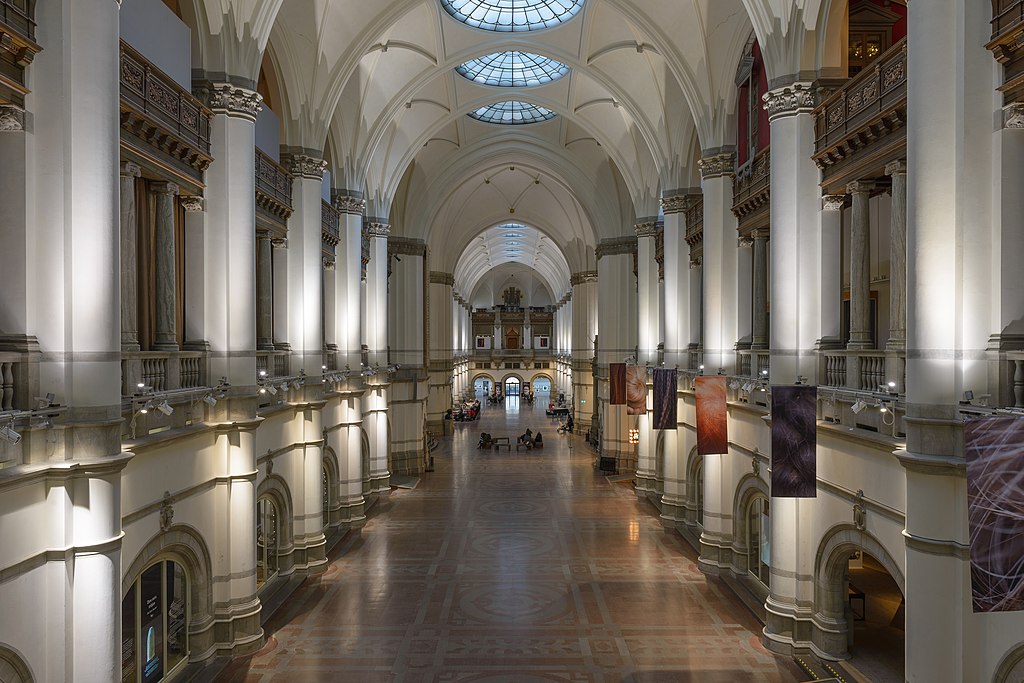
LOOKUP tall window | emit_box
[747,495,771,587]
[256,497,279,588]
[121,560,188,683]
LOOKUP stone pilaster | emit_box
[847,180,875,350]
[886,161,907,350]
[256,233,274,350]
[818,195,846,347]
[152,181,180,351]
[751,229,769,350]
[120,162,142,352]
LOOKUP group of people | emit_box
[447,400,481,422]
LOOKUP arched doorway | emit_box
[473,375,494,397]
[121,559,189,682]
[504,376,521,397]
[531,375,552,395]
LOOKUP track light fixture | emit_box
[202,394,217,407]
[0,421,21,444]
[140,400,155,414]
[157,400,174,416]
[851,399,867,414]
[35,393,55,409]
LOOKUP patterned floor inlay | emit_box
[217,397,802,682]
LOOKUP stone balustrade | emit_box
[121,350,206,396]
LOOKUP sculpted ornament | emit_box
[180,195,204,212]
[335,195,366,215]
[195,82,263,120]
[159,491,174,531]
[365,222,391,238]
[853,489,867,530]
[634,220,661,238]
[698,153,736,180]
[0,105,25,132]
[1006,104,1024,129]
[822,194,846,212]
[570,271,598,286]
[762,82,818,121]
[289,154,328,180]
[661,195,687,215]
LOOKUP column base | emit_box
[635,469,658,495]
[369,471,391,493]
[153,341,179,352]
[257,341,276,352]
[212,597,264,658]
[763,596,816,657]
[697,532,735,577]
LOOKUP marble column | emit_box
[120,163,142,352]
[818,195,846,346]
[571,271,598,432]
[152,181,179,351]
[847,180,875,350]
[635,220,661,497]
[597,238,638,472]
[886,161,907,350]
[271,238,289,350]
[427,271,454,436]
[364,221,391,492]
[181,196,208,350]
[256,232,275,350]
[689,258,703,355]
[751,229,769,350]
[699,152,739,374]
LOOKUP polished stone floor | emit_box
[218,396,803,682]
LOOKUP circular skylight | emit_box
[457,51,570,87]
[440,0,584,32]
[469,101,557,125]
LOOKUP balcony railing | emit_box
[736,349,770,379]
[992,1,1024,41]
[255,149,293,222]
[818,349,904,394]
[0,0,35,42]
[732,148,770,235]
[256,350,290,378]
[122,351,206,396]
[322,200,340,251]
[119,41,213,169]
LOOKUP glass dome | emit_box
[468,101,557,125]
[440,0,584,32]
[457,51,570,87]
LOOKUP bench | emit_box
[848,584,866,621]
[492,437,510,451]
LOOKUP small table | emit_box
[492,437,510,451]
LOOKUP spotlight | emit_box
[291,380,302,390]
[0,423,21,444]
[729,380,741,390]
[322,365,328,371]
[265,384,277,396]
[278,383,288,393]
[878,403,888,414]
[259,369,267,378]
[36,392,55,409]
[140,400,154,414]
[259,387,267,395]
[202,394,217,407]
[851,399,867,414]
[887,381,897,391]
[761,370,769,378]
[157,401,174,416]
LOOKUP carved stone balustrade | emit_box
[255,149,293,235]
[121,351,206,396]
[731,147,771,237]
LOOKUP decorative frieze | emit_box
[388,236,426,257]
[180,195,204,212]
[430,271,455,287]
[193,81,263,121]
[286,154,327,180]
[595,236,637,260]
[335,194,367,215]
[365,222,391,239]
[762,82,818,120]
[323,257,336,271]
[322,200,340,247]
[0,104,23,131]
[698,152,736,180]
[570,271,598,286]
[689,256,703,269]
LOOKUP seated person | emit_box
[517,428,534,447]
[533,431,543,447]
[558,414,574,433]
[477,432,492,449]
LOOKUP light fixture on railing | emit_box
[259,369,267,378]
[0,420,21,445]
[35,393,55,409]
[139,400,155,414]
[202,394,217,408]
[851,399,867,414]
[156,400,174,416]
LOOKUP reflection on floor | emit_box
[846,554,905,683]
[218,399,803,682]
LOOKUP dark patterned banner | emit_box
[653,369,677,430]
[626,365,647,415]
[695,376,727,455]
[966,417,1024,613]
[771,384,817,498]
[609,363,626,405]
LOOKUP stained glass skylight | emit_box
[457,51,570,87]
[440,0,584,32]
[469,101,557,125]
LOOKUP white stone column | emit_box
[0,104,30,352]
[699,152,740,374]
[847,180,875,350]
[660,192,690,525]
[571,272,598,431]
[152,181,180,351]
[271,238,289,350]
[597,238,638,471]
[256,232,275,351]
[819,195,845,346]
[427,271,454,436]
[119,163,142,351]
[635,220,661,496]
[364,221,391,492]
[761,82,822,655]
[284,153,329,567]
[388,238,427,475]
[751,230,769,350]
[324,257,337,351]
[885,161,908,350]
[182,196,207,350]
[689,259,703,353]
[736,236,754,349]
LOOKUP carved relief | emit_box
[0,105,24,132]
[698,152,736,180]
[159,491,174,532]
[570,271,598,286]
[335,195,367,215]
[194,82,264,120]
[660,195,687,215]
[288,154,328,180]
[762,82,818,120]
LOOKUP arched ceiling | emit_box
[453,222,571,302]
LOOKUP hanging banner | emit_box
[695,376,728,455]
[626,365,647,415]
[609,363,627,405]
[653,369,677,430]
[966,416,1024,613]
[770,384,817,498]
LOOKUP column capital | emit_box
[323,257,336,271]
[271,237,287,249]
[388,236,426,257]
[285,154,327,180]
[751,228,768,240]
[335,194,366,215]
[365,222,391,238]
[193,81,263,121]
[430,271,455,286]
[698,152,736,180]
[634,219,661,238]
[660,194,688,214]
[1004,103,1024,129]
[689,257,703,269]
[846,180,875,195]
[0,104,24,132]
[120,161,142,178]
[180,195,204,212]
[738,236,754,248]
[885,160,908,177]
[595,236,637,260]
[570,271,598,286]
[151,181,180,197]
[822,194,846,212]
[762,82,817,121]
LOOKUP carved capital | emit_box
[762,82,817,121]
[1005,103,1024,129]
[570,271,598,286]
[884,160,907,178]
[271,237,288,249]
[660,195,688,215]
[689,257,703,269]
[180,195,204,212]
[151,181,179,197]
[194,82,263,121]
[287,154,327,180]
[738,236,754,248]
[846,180,875,195]
[323,257,336,271]
[698,152,736,179]
[0,105,24,132]
[365,222,391,238]
[595,236,637,260]
[430,271,455,286]
[335,195,366,215]
[751,228,767,241]
[120,161,142,178]
[822,194,846,212]
[634,220,661,238]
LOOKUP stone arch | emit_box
[501,372,525,385]
[360,427,372,496]
[993,641,1024,683]
[322,446,341,530]
[531,373,554,388]
[811,523,906,659]
[0,643,34,683]
[257,474,295,567]
[121,524,216,661]
[653,428,666,488]
[471,372,496,386]
[731,471,770,577]
[685,445,703,527]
